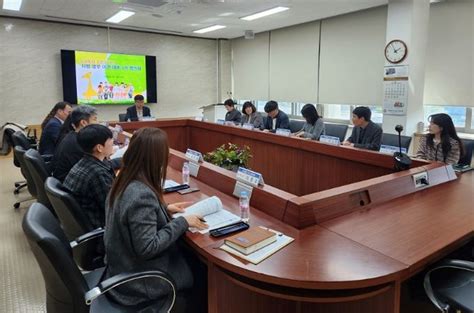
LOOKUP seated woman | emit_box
[224,99,242,124]
[241,101,264,129]
[416,113,464,165]
[294,103,325,140]
[104,127,207,312]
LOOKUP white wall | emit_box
[231,1,472,108]
[0,17,224,125]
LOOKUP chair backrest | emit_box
[324,123,349,142]
[14,146,37,197]
[459,139,474,166]
[45,177,93,239]
[289,120,305,133]
[24,149,53,210]
[381,133,412,150]
[22,203,90,313]
[12,130,32,150]
[118,113,127,122]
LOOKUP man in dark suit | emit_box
[263,100,290,133]
[343,106,383,151]
[38,102,72,155]
[124,94,151,121]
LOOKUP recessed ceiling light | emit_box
[241,6,289,21]
[193,25,226,34]
[3,0,22,11]
[106,10,135,24]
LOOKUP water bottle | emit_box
[182,162,190,185]
[239,191,250,223]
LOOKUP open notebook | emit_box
[173,196,240,234]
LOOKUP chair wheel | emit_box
[15,183,20,187]
[14,189,19,195]
[13,203,20,209]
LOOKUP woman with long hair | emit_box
[104,128,207,312]
[294,103,325,140]
[38,101,72,154]
[416,113,464,165]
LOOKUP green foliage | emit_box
[204,143,252,170]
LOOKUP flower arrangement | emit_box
[204,143,252,171]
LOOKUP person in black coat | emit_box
[38,102,72,155]
[124,94,151,121]
[343,106,383,151]
[262,100,290,133]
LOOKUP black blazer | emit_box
[263,110,290,132]
[347,121,383,151]
[125,105,151,122]
[39,117,62,155]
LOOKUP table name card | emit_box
[276,128,291,137]
[236,167,264,187]
[242,123,254,130]
[379,145,407,155]
[185,148,203,163]
[319,135,341,146]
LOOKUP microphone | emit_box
[393,124,412,171]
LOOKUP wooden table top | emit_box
[321,171,474,276]
[164,167,408,290]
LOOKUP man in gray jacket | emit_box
[343,106,383,151]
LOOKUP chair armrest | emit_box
[41,154,53,162]
[423,259,474,313]
[70,228,104,249]
[85,270,176,311]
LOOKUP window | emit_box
[367,106,383,124]
[424,105,466,128]
[323,104,351,121]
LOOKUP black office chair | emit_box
[424,259,474,313]
[24,149,53,212]
[11,131,34,194]
[324,123,349,142]
[118,114,127,122]
[13,146,37,209]
[45,177,104,270]
[22,202,177,313]
[381,133,412,151]
[289,120,305,133]
[459,139,474,166]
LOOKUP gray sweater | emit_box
[301,118,325,140]
[241,112,264,129]
[104,180,192,310]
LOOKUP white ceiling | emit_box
[0,0,388,39]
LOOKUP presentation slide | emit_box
[75,51,147,105]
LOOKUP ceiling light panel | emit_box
[193,25,226,34]
[106,10,135,23]
[241,6,290,21]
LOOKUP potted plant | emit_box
[204,143,252,171]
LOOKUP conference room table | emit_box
[116,119,473,313]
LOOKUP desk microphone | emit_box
[393,125,412,171]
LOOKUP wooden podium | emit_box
[199,103,228,122]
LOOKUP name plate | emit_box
[188,162,200,177]
[233,180,254,200]
[379,145,407,155]
[320,135,341,146]
[216,119,225,125]
[224,121,237,126]
[276,128,291,137]
[185,148,203,163]
[242,123,254,130]
[236,167,264,187]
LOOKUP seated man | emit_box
[224,99,242,124]
[262,100,290,133]
[52,105,98,181]
[63,124,114,229]
[125,94,151,121]
[39,102,72,155]
[342,106,382,151]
